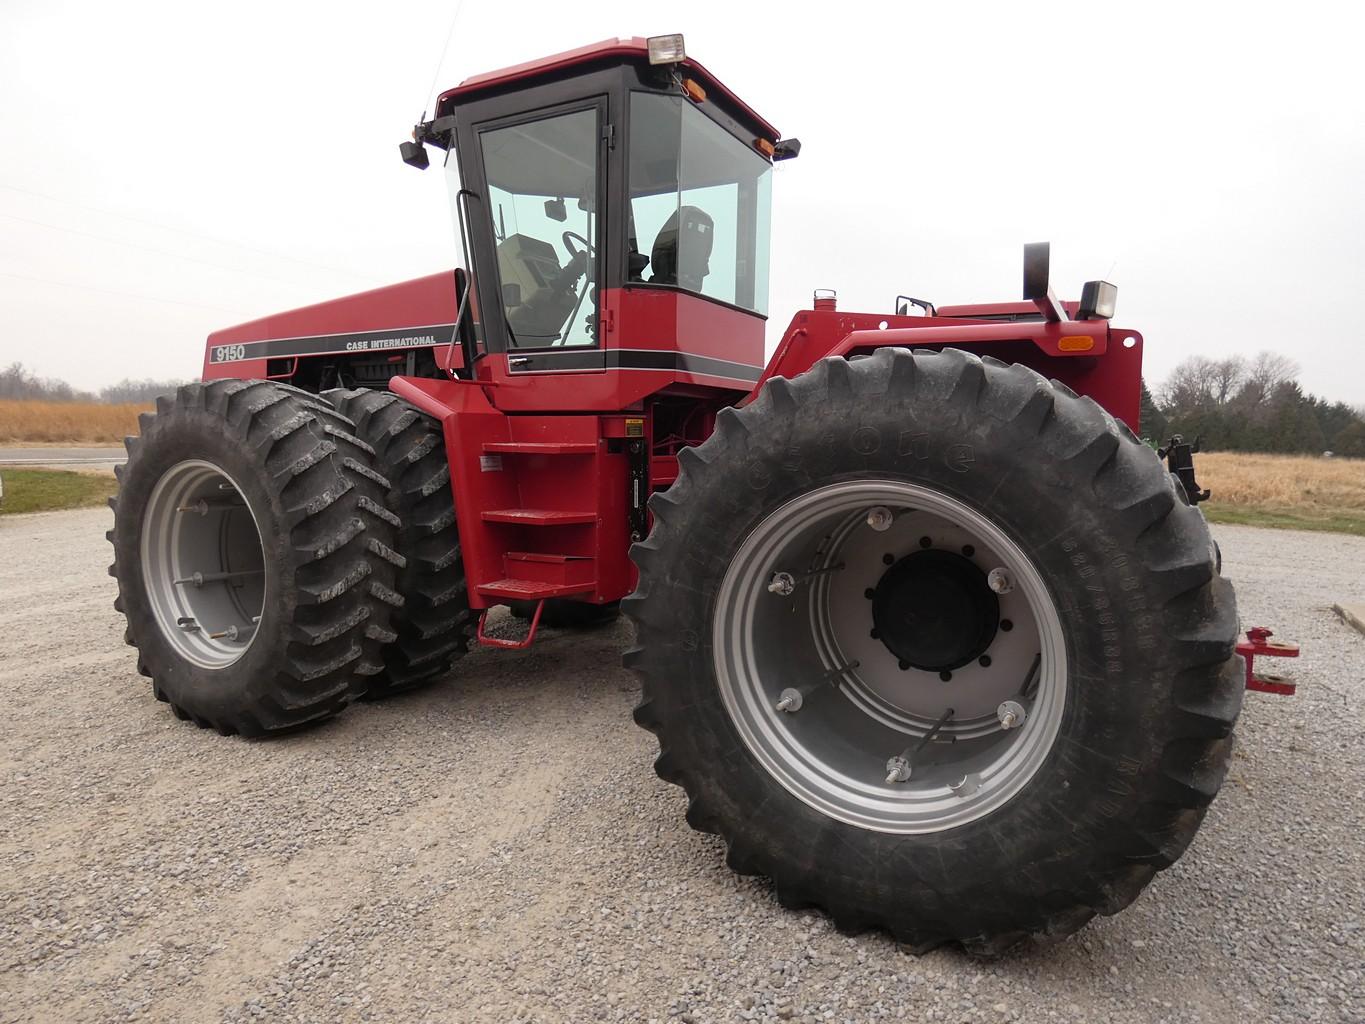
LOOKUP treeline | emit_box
[1142,352,1365,458]
[0,362,186,405]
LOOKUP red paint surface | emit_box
[204,277,1149,610]
[202,272,461,381]
[1238,627,1299,696]
[438,37,780,141]
[760,308,1143,432]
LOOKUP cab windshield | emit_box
[628,93,772,315]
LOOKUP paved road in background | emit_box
[1,509,1362,1023]
[0,446,124,469]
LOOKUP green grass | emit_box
[1202,503,1365,537]
[0,469,118,515]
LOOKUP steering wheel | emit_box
[562,230,592,262]
[555,231,594,347]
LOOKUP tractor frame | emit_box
[200,36,1147,634]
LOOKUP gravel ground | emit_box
[1,508,1362,1024]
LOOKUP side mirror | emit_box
[399,140,429,170]
[544,198,567,222]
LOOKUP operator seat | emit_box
[649,205,714,291]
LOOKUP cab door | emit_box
[464,97,611,378]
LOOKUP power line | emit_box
[0,210,359,290]
[0,270,254,317]
[0,181,378,283]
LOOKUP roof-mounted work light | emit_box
[647,34,686,64]
[1078,280,1118,321]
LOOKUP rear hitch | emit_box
[1158,434,1211,506]
[1237,626,1299,695]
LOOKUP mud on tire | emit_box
[108,379,403,736]
[323,389,475,695]
[625,348,1242,954]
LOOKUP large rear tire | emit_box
[625,349,1241,953]
[108,380,403,736]
[323,389,475,696]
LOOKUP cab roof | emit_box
[436,36,780,141]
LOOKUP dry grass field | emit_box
[1,400,1361,534]
[0,399,149,444]
[1198,451,1365,535]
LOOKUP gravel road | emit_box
[0,447,124,470]
[2,508,1362,1024]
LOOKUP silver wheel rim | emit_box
[712,479,1067,834]
[141,459,267,669]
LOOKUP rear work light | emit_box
[1078,280,1118,320]
[648,34,687,64]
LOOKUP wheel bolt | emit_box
[885,756,911,784]
[987,567,1014,594]
[775,687,804,713]
[997,699,1027,730]
[865,506,894,532]
[767,571,796,596]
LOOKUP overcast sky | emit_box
[2,1,1362,404]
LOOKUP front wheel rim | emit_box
[141,460,267,670]
[712,479,1067,834]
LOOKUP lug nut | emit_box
[865,506,894,532]
[987,567,1014,594]
[767,571,796,596]
[997,699,1026,730]
[885,756,911,784]
[775,687,804,713]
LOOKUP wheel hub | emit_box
[871,549,999,671]
[141,460,266,670]
[712,479,1067,834]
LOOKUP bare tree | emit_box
[1209,356,1246,405]
[0,362,95,401]
[100,378,188,404]
[1159,355,1221,412]
[1240,351,1299,407]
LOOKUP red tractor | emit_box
[110,35,1246,952]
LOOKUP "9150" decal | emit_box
[212,344,247,363]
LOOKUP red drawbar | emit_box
[1237,627,1300,695]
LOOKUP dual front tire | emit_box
[108,381,471,735]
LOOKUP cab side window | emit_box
[480,108,600,348]
[628,93,772,315]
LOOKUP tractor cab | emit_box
[409,36,798,410]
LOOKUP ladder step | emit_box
[482,441,597,455]
[477,578,594,600]
[482,509,597,526]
